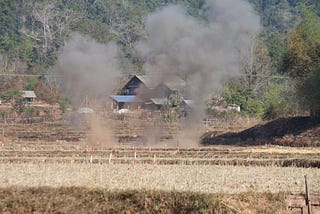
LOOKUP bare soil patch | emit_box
[201,116,320,147]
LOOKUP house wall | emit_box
[25,97,35,104]
[112,100,142,110]
[120,76,184,111]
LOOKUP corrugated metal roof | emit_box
[110,95,136,103]
[22,90,36,98]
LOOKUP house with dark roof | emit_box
[122,75,186,97]
[111,74,190,111]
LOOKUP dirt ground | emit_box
[201,116,320,147]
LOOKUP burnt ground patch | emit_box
[201,116,320,147]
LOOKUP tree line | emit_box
[0,0,319,120]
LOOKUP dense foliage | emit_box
[0,0,319,119]
[282,6,320,119]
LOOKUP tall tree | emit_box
[241,35,272,94]
[282,5,320,119]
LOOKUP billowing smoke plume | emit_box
[53,0,260,147]
[54,33,121,146]
[55,33,121,106]
[136,0,261,120]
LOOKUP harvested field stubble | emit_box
[1,145,320,167]
[0,163,319,194]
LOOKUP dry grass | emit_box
[1,117,318,212]
[0,187,289,213]
[0,163,319,194]
[241,146,320,154]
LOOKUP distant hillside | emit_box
[0,0,319,113]
[0,0,318,75]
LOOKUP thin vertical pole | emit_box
[305,175,312,214]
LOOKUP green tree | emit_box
[0,88,20,102]
[223,79,264,117]
[282,5,320,120]
[263,30,286,69]
[297,68,320,119]
[24,76,38,91]
[261,78,299,119]
[0,1,21,51]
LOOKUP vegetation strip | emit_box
[0,187,288,213]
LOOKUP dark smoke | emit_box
[53,0,261,147]
[136,0,261,121]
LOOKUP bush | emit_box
[22,106,39,117]
[59,99,69,113]
[0,88,20,102]
[297,68,320,120]
[263,102,283,120]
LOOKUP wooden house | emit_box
[122,75,185,96]
[111,74,189,110]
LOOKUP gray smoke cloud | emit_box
[55,33,121,106]
[52,0,260,147]
[136,0,261,120]
[53,33,121,147]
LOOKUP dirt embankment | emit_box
[2,115,319,147]
[201,116,320,147]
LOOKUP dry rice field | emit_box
[1,120,320,212]
[0,140,319,194]
[0,163,319,194]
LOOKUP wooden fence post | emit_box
[305,175,312,214]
